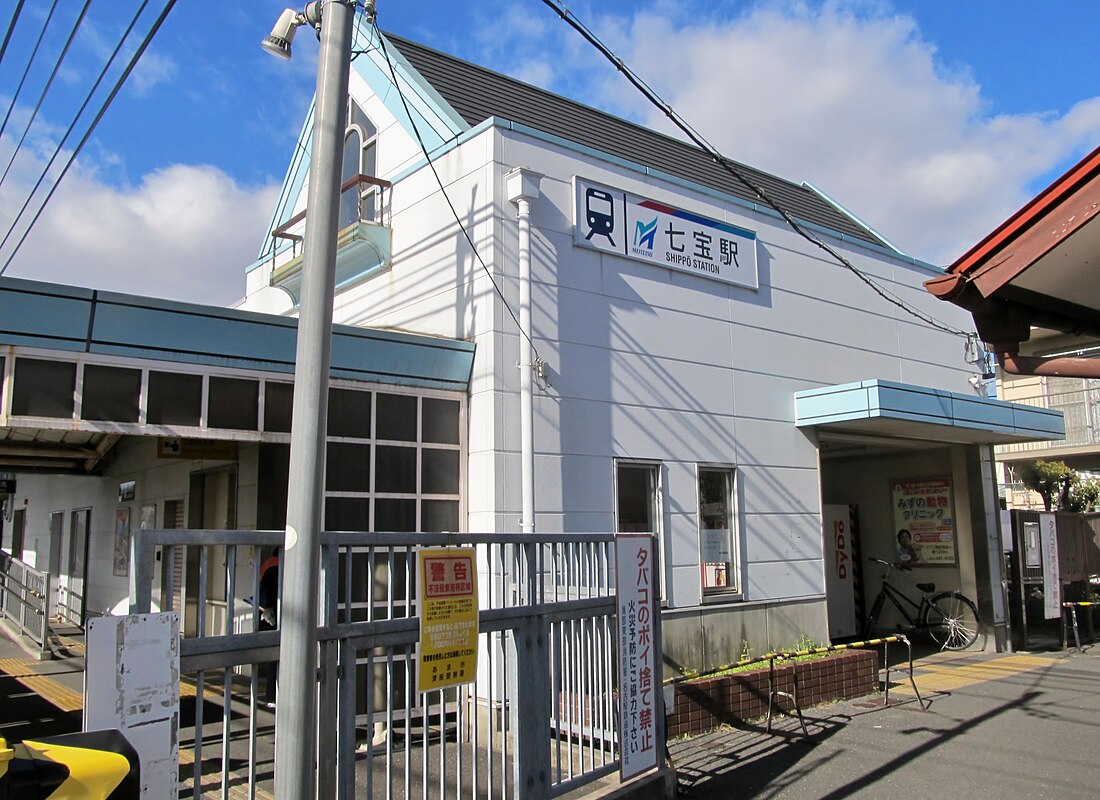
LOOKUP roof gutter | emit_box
[997,350,1100,379]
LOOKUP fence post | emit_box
[513,613,551,799]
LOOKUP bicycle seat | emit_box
[916,582,936,594]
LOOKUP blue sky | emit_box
[1,0,1098,304]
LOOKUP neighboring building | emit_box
[926,144,1100,510]
[1,31,1062,664]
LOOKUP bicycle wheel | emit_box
[921,591,980,650]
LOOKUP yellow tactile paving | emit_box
[0,657,38,678]
[178,681,222,699]
[892,655,1059,695]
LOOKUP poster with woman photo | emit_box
[891,477,957,566]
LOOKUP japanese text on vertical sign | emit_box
[616,534,659,780]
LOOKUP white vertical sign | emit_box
[86,612,180,799]
[1039,512,1061,619]
[615,534,659,780]
[822,505,858,639]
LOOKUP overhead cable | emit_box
[0,0,28,69]
[0,0,152,262]
[0,0,95,189]
[373,21,542,359]
[0,0,61,144]
[538,0,970,339]
[0,0,180,276]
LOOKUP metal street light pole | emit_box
[272,2,355,797]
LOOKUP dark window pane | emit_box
[325,497,370,531]
[376,393,417,442]
[422,449,459,495]
[264,382,293,432]
[375,446,416,493]
[82,364,141,422]
[616,465,656,533]
[12,358,76,418]
[147,371,202,426]
[326,442,371,492]
[208,377,259,430]
[375,498,416,532]
[423,398,460,444]
[328,388,371,438]
[422,500,459,533]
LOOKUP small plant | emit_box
[795,633,825,653]
[739,639,752,662]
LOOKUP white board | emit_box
[86,612,180,799]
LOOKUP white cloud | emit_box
[1,161,278,306]
[483,0,1100,266]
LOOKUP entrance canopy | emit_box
[795,379,1064,448]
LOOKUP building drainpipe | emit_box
[506,168,542,534]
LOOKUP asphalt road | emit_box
[670,648,1100,799]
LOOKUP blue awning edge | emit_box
[795,379,1064,445]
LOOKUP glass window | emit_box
[82,364,141,422]
[375,446,417,493]
[326,442,371,492]
[377,393,418,442]
[12,358,76,418]
[339,129,363,229]
[147,371,202,426]
[375,498,416,532]
[264,382,293,432]
[423,398,460,444]
[208,377,259,430]
[328,388,371,438]
[616,464,658,533]
[699,468,738,595]
[325,497,371,532]
[422,449,459,495]
[422,500,459,533]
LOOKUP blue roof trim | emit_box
[353,28,467,146]
[0,277,474,392]
[794,379,1065,442]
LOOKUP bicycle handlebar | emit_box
[870,557,913,571]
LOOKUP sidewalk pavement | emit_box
[670,645,1100,799]
[6,622,1100,799]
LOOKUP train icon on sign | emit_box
[584,187,616,246]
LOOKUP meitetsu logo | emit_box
[632,217,658,255]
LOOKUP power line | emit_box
[538,0,970,339]
[0,0,180,277]
[0,0,61,144]
[0,0,94,190]
[373,21,541,359]
[0,0,152,262]
[0,0,28,69]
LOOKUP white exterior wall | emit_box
[241,102,976,624]
[9,440,252,618]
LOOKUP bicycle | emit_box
[863,558,980,650]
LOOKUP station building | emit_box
[0,30,1062,666]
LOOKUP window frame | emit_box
[696,464,742,600]
[613,459,666,601]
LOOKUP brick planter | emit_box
[665,649,878,737]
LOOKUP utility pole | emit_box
[266,2,356,797]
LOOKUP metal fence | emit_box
[0,549,51,658]
[130,530,626,799]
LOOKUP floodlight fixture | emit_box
[261,3,323,61]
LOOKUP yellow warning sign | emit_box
[417,548,479,693]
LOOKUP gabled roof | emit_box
[925,144,1100,348]
[388,35,885,248]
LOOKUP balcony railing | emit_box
[997,384,1100,456]
[268,174,393,305]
